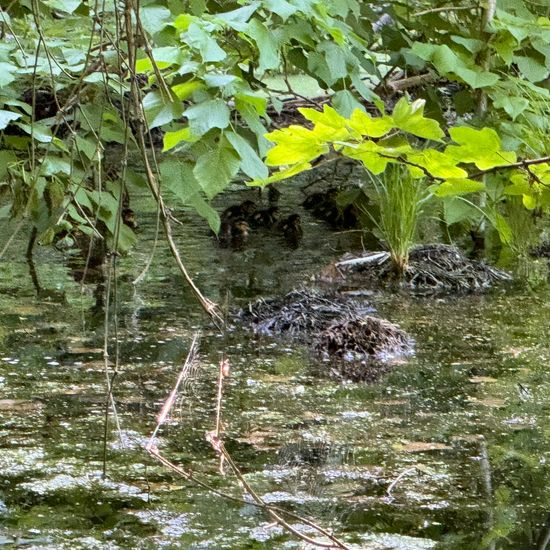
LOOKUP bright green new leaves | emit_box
[434,179,486,197]
[348,109,393,138]
[391,98,445,141]
[342,141,393,175]
[447,127,517,169]
[506,166,550,209]
[265,126,329,166]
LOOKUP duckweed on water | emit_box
[1,191,549,549]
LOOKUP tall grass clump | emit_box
[364,165,431,276]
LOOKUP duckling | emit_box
[248,206,280,228]
[218,218,250,249]
[221,200,257,222]
[278,213,303,248]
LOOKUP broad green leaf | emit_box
[0,62,16,86]
[75,135,99,159]
[225,131,268,180]
[298,105,349,141]
[215,2,259,31]
[447,127,517,169]
[193,135,240,198]
[491,93,529,120]
[39,156,71,176]
[162,127,199,152]
[488,211,513,244]
[264,0,297,20]
[246,18,279,71]
[235,91,267,116]
[184,99,230,135]
[348,109,393,138]
[318,41,348,81]
[0,109,21,130]
[342,141,391,174]
[142,91,185,129]
[159,159,221,232]
[186,22,226,62]
[443,196,480,225]
[434,178,485,197]
[171,81,204,100]
[332,90,364,118]
[407,150,467,179]
[140,6,172,35]
[248,162,312,187]
[203,73,238,88]
[14,122,52,142]
[265,126,329,165]
[391,98,444,141]
[44,0,81,13]
[514,55,548,83]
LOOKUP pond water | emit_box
[0,183,549,549]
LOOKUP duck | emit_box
[218,218,250,249]
[221,200,257,222]
[278,213,303,248]
[248,206,280,228]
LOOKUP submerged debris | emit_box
[322,244,512,292]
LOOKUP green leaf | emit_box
[248,162,312,187]
[342,141,391,175]
[44,0,81,13]
[163,126,199,152]
[193,135,241,198]
[447,127,517,169]
[160,159,220,231]
[348,109,393,138]
[514,55,548,83]
[265,126,329,165]
[142,91,185,129]
[186,22,226,62]
[0,67,15,87]
[171,81,204,100]
[407,150,467,179]
[184,99,230,135]
[491,93,529,120]
[140,6,172,35]
[332,90,364,118]
[391,98,444,141]
[225,131,268,180]
[14,122,52,142]
[215,2,259,31]
[264,0,297,20]
[0,109,21,130]
[434,178,485,197]
[246,18,280,71]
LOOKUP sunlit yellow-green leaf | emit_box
[172,81,204,100]
[342,141,391,174]
[447,126,517,169]
[434,178,485,197]
[523,194,538,209]
[348,109,394,138]
[248,162,312,186]
[265,126,329,165]
[407,149,467,179]
[391,98,444,141]
[163,127,199,152]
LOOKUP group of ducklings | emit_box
[218,200,302,249]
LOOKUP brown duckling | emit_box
[278,213,303,248]
[248,206,280,228]
[221,200,257,222]
[218,218,250,249]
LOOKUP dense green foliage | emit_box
[0,0,549,256]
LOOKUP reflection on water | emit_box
[0,185,549,549]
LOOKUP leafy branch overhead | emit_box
[253,99,550,211]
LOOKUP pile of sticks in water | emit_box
[237,289,413,370]
[238,289,373,338]
[333,244,512,292]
